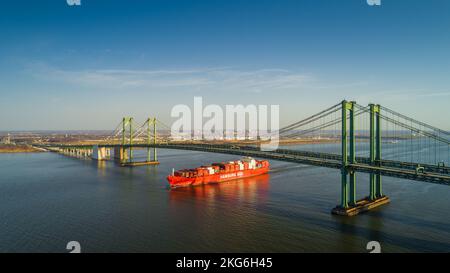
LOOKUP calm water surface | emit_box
[0,147,449,252]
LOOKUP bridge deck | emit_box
[39,143,450,186]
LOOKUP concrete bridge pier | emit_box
[92,145,109,161]
[113,146,128,164]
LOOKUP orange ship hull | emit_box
[167,158,269,188]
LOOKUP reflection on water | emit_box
[96,160,107,178]
[0,149,449,253]
[169,174,270,205]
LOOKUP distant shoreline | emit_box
[0,145,45,153]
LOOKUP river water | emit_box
[0,146,449,252]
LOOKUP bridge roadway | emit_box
[40,143,450,186]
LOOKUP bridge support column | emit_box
[339,100,358,207]
[349,101,356,206]
[129,117,133,162]
[145,117,158,163]
[370,104,383,200]
[147,118,151,162]
[341,170,348,208]
[92,145,107,160]
[375,105,382,197]
[349,170,356,206]
[369,104,375,200]
[114,146,128,163]
[120,117,134,164]
[153,117,157,162]
[341,100,348,208]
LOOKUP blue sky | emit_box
[1,0,449,130]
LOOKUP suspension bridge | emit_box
[38,100,450,216]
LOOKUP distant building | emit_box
[1,133,12,145]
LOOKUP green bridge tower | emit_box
[333,100,389,216]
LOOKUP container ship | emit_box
[167,157,269,188]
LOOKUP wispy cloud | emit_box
[354,89,450,103]
[416,91,450,98]
[26,63,313,93]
